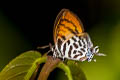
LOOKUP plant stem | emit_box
[37,56,61,80]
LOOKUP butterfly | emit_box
[39,9,106,62]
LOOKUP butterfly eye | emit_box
[94,46,99,53]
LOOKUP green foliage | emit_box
[57,61,87,80]
[0,50,87,80]
[57,62,73,80]
[0,51,45,80]
[67,61,87,80]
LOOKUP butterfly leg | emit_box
[53,51,55,57]
[62,57,65,61]
[37,43,55,56]
[49,43,58,59]
[49,43,54,51]
[37,45,50,49]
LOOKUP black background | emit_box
[1,1,104,49]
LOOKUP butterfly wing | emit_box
[53,9,84,43]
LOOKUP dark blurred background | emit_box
[0,0,120,80]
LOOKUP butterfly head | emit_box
[86,46,99,62]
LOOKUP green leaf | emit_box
[57,60,87,80]
[67,61,87,80]
[57,62,73,80]
[0,50,47,80]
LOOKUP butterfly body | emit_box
[51,9,105,62]
[53,32,95,62]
